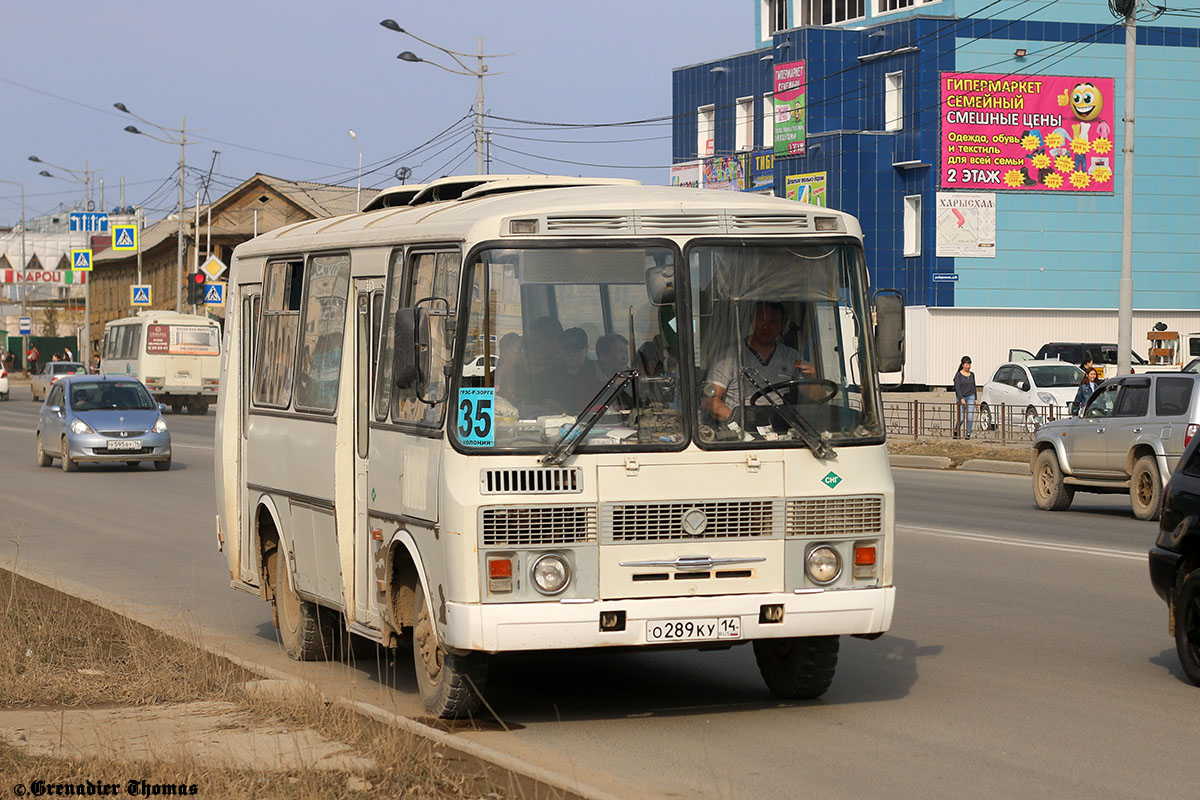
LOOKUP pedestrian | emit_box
[1073,366,1099,415]
[64,345,73,362]
[953,355,977,439]
[27,344,39,375]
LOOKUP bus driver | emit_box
[702,301,816,424]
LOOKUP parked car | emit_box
[1149,432,1200,686]
[461,354,498,378]
[1031,372,1200,520]
[979,360,1084,433]
[0,362,9,400]
[1010,343,1146,379]
[30,361,87,401]
[35,375,172,472]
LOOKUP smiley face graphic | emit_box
[1069,82,1104,121]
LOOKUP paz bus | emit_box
[214,175,906,717]
[102,310,221,414]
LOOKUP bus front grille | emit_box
[602,500,782,543]
[481,505,597,546]
[480,467,583,494]
[786,495,884,537]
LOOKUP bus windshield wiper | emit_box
[541,370,638,466]
[741,367,834,459]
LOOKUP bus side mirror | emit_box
[393,307,430,391]
[646,264,675,306]
[873,289,905,373]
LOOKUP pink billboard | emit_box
[939,72,1116,193]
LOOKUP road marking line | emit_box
[897,524,1144,561]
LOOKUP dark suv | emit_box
[1150,432,1200,686]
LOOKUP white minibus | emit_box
[215,175,906,717]
[102,311,221,414]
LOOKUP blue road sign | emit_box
[112,225,138,251]
[69,212,109,233]
[130,285,152,306]
[204,283,226,306]
[71,249,93,271]
[19,317,32,335]
[932,273,960,282]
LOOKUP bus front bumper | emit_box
[443,586,895,653]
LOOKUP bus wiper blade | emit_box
[740,367,834,459]
[541,370,638,466]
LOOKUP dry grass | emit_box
[0,569,543,799]
[887,438,1030,466]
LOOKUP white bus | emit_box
[215,175,906,717]
[102,311,222,414]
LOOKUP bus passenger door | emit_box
[239,288,261,585]
[353,282,382,626]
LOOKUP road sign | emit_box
[130,285,152,306]
[204,282,226,306]
[112,224,138,251]
[932,273,960,282]
[69,212,109,233]
[19,317,32,335]
[71,248,93,271]
[200,255,228,281]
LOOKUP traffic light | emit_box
[187,272,207,305]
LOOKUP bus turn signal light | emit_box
[854,545,877,579]
[488,557,513,593]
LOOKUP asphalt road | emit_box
[1,392,1196,799]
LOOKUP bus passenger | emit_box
[562,327,604,406]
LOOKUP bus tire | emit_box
[753,635,839,700]
[413,579,487,718]
[187,400,207,415]
[171,402,183,414]
[266,549,332,661]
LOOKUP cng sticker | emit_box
[822,471,843,489]
[457,388,494,446]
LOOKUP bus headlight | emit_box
[806,545,842,585]
[531,554,570,595]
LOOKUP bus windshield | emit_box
[459,246,684,452]
[692,243,883,447]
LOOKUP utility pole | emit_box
[1116,0,1138,375]
[0,178,27,373]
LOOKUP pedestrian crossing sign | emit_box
[204,282,226,306]
[71,248,93,271]
[130,284,152,306]
[112,224,138,252]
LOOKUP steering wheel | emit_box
[749,378,838,407]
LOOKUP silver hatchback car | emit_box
[1031,372,1200,520]
[36,375,172,471]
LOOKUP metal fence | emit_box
[882,401,1073,445]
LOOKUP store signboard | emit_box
[939,72,1116,193]
[773,60,807,157]
[785,172,827,206]
[670,160,701,188]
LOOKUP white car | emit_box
[0,362,9,400]
[461,354,497,378]
[979,360,1084,432]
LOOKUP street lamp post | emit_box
[348,130,362,210]
[380,19,509,175]
[114,103,189,313]
[0,178,28,374]
[32,157,96,367]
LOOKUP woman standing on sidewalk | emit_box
[1072,367,1099,414]
[954,356,977,439]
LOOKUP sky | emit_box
[0,1,749,227]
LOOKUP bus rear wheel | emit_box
[753,635,839,699]
[266,549,333,661]
[187,400,207,415]
[413,579,487,718]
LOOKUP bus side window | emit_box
[253,260,304,409]
[294,253,351,413]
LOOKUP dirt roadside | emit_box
[0,568,570,799]
[887,437,1029,467]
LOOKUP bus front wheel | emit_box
[266,549,333,661]
[753,635,839,699]
[413,580,487,718]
